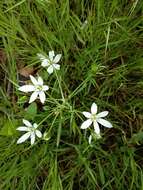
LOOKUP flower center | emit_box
[36,85,43,91]
[48,58,54,65]
[29,127,35,132]
[91,114,96,121]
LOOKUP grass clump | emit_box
[0,0,143,189]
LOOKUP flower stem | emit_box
[54,70,65,102]
[37,112,53,127]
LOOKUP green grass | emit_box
[0,0,143,189]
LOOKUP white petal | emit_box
[53,63,60,70]
[41,59,50,67]
[49,50,55,61]
[35,130,42,138]
[47,65,54,74]
[88,135,92,144]
[93,121,100,134]
[17,132,31,144]
[30,75,38,86]
[29,92,38,103]
[81,119,92,129]
[96,111,109,118]
[39,91,46,104]
[16,127,29,131]
[33,123,38,129]
[30,132,35,145]
[37,76,43,85]
[23,119,32,127]
[91,103,97,114]
[37,53,46,61]
[18,85,35,92]
[53,54,62,64]
[82,112,91,118]
[42,85,49,91]
[97,118,113,128]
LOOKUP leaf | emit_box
[57,122,62,147]
[130,132,143,145]
[25,102,37,120]
[0,119,17,136]
[17,96,28,104]
[91,64,98,73]
[72,119,78,135]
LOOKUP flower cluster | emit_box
[17,50,113,145]
[17,50,61,145]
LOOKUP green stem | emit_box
[38,112,53,127]
[54,70,65,102]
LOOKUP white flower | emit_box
[81,103,113,135]
[18,75,49,104]
[16,119,42,145]
[37,51,62,74]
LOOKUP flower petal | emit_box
[17,132,31,144]
[42,85,49,91]
[18,85,35,92]
[39,91,46,104]
[49,50,55,61]
[97,118,113,128]
[91,103,97,114]
[47,65,54,74]
[41,59,50,67]
[82,112,91,118]
[88,135,92,144]
[81,119,92,129]
[37,53,46,61]
[53,63,60,70]
[30,132,35,145]
[93,121,100,134]
[30,75,38,85]
[16,127,29,131]
[29,92,38,103]
[23,119,32,127]
[33,123,38,129]
[37,76,43,85]
[35,130,42,138]
[53,54,62,64]
[96,111,109,118]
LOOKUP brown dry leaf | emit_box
[19,66,34,77]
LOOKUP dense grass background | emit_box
[0,0,143,189]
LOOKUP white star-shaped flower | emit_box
[81,103,113,135]
[18,75,49,104]
[37,51,62,74]
[16,119,42,145]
